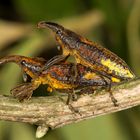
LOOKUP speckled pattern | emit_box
[38,21,135,82]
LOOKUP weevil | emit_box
[37,21,135,105]
[0,55,109,104]
[37,21,135,83]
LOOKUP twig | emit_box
[0,78,140,138]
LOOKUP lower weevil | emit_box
[0,55,110,106]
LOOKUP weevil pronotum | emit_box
[0,55,109,105]
[37,21,135,105]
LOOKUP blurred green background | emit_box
[0,0,140,140]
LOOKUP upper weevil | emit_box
[37,21,135,83]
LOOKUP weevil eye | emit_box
[56,30,62,35]
[21,60,26,66]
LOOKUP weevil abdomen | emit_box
[74,41,135,81]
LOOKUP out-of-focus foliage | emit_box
[14,0,80,22]
[0,0,139,140]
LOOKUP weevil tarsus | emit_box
[66,92,80,114]
[10,83,34,102]
[11,79,41,102]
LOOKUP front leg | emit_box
[11,80,40,102]
[22,71,28,82]
[56,89,80,114]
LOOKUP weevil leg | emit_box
[67,63,81,114]
[22,71,28,82]
[71,62,78,82]
[77,86,95,95]
[66,92,72,105]
[66,92,80,114]
[56,88,80,114]
[70,62,79,100]
[94,75,118,106]
[107,82,118,106]
[57,88,79,114]
[71,89,78,101]
[43,54,70,70]
[66,89,78,104]
[11,83,34,101]
[11,80,40,102]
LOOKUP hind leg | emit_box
[107,82,118,106]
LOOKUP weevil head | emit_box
[38,21,81,50]
[0,55,46,78]
[19,57,46,78]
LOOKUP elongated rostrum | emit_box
[38,21,135,83]
[0,55,109,102]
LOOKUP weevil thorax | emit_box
[56,28,80,49]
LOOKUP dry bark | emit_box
[0,78,139,138]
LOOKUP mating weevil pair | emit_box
[37,21,135,106]
[0,21,135,109]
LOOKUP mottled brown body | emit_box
[0,55,107,101]
[42,63,108,88]
[38,21,135,82]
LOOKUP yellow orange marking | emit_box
[47,87,53,92]
[63,48,70,56]
[101,59,134,78]
[111,77,120,83]
[83,72,97,79]
[44,74,74,90]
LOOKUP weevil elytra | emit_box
[37,21,135,83]
[0,55,108,104]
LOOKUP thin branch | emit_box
[0,78,140,138]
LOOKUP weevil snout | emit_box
[0,55,24,65]
[37,21,64,33]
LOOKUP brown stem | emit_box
[0,78,140,138]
